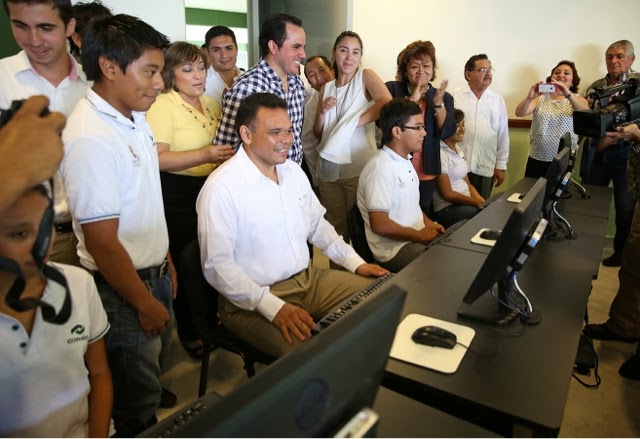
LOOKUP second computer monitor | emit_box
[543,147,571,209]
[458,178,547,325]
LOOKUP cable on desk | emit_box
[456,341,502,358]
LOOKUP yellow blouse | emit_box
[146,90,222,177]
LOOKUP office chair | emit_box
[347,204,375,263]
[179,240,276,397]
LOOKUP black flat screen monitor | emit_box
[543,147,571,209]
[458,178,547,325]
[557,131,576,172]
[141,285,407,438]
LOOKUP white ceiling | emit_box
[184,0,247,13]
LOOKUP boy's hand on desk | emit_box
[273,303,314,344]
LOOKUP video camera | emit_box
[0,99,50,128]
[573,78,640,137]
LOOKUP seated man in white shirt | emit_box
[197,93,388,358]
[357,98,444,273]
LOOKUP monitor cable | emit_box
[455,341,502,358]
[571,337,601,389]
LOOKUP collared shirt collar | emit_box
[257,58,304,92]
[606,68,637,85]
[236,145,292,185]
[85,88,142,129]
[440,139,463,155]
[165,89,209,109]
[15,50,87,83]
[382,145,411,161]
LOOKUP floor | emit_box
[156,244,640,437]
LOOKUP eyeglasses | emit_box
[400,124,425,131]
[475,67,495,74]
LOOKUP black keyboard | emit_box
[138,391,222,437]
[310,272,395,335]
[478,191,504,210]
[427,218,467,248]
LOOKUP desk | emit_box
[381,177,611,437]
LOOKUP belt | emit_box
[93,260,168,285]
[55,221,73,234]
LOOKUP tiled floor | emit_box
[157,246,640,437]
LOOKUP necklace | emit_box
[335,69,358,122]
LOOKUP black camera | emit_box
[573,78,640,137]
[0,99,51,128]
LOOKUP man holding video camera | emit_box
[580,40,640,267]
[584,122,640,380]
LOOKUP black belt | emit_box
[93,260,168,285]
[55,221,73,234]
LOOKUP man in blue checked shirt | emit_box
[214,13,306,165]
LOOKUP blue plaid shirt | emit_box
[214,58,305,165]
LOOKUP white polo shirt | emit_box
[60,89,169,271]
[433,141,472,212]
[204,65,242,104]
[0,51,90,222]
[197,146,365,322]
[0,263,109,437]
[357,146,425,263]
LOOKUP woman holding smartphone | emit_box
[515,60,588,178]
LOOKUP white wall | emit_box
[352,0,640,117]
[75,0,186,42]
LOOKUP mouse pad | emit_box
[470,228,499,247]
[389,314,475,374]
[507,193,523,203]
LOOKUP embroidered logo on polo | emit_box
[128,145,141,167]
[68,324,88,344]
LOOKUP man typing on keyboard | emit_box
[197,93,388,358]
[357,98,445,273]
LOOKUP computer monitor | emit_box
[458,178,548,326]
[557,131,576,172]
[543,147,571,210]
[140,285,407,438]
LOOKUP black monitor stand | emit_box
[458,271,542,326]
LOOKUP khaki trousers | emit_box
[50,230,82,267]
[219,265,373,358]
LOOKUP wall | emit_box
[352,0,640,119]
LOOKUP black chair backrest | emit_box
[179,240,219,340]
[347,204,375,263]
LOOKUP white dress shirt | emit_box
[451,84,509,177]
[197,147,365,322]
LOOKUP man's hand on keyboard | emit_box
[355,263,389,278]
[419,223,445,242]
[273,303,315,344]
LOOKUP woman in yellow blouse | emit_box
[147,42,234,359]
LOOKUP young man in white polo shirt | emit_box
[203,25,243,105]
[357,98,444,272]
[59,14,177,437]
[0,0,90,267]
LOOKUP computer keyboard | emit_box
[478,191,504,210]
[427,218,467,248]
[139,391,222,437]
[310,272,395,335]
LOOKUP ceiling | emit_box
[184,0,247,13]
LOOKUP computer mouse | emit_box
[479,229,502,240]
[411,325,457,349]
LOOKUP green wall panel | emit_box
[185,8,246,27]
